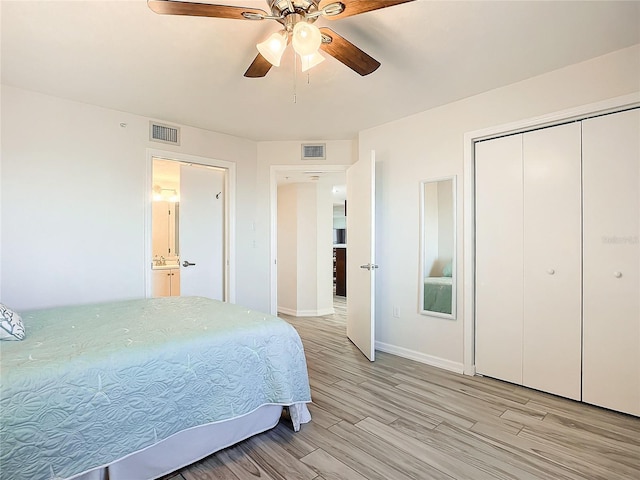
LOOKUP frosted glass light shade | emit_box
[300,51,325,72]
[292,22,322,57]
[257,30,288,67]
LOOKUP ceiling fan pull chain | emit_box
[293,49,298,104]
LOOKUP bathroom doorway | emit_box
[146,151,236,302]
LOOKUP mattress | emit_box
[0,296,312,480]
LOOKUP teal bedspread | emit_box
[423,277,452,315]
[0,297,311,480]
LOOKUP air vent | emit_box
[150,122,180,145]
[302,143,326,160]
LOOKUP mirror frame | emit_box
[419,175,457,319]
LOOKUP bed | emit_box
[423,276,453,314]
[0,296,312,480]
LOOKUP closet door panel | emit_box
[582,109,640,416]
[522,123,582,400]
[475,134,524,384]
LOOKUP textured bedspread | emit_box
[0,297,312,480]
[423,277,453,314]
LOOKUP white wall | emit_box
[296,183,319,314]
[333,204,346,230]
[315,183,334,313]
[1,85,261,311]
[360,44,640,372]
[277,182,334,316]
[277,184,298,312]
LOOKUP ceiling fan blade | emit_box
[147,0,267,20]
[244,53,273,78]
[320,0,414,20]
[319,28,380,76]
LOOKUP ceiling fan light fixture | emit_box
[300,51,325,72]
[292,21,322,57]
[257,30,288,67]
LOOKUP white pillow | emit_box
[0,303,25,341]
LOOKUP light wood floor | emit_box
[166,298,640,479]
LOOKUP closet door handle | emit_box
[182,261,196,267]
[614,271,622,278]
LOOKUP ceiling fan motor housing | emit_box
[270,1,319,17]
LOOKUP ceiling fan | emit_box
[147,0,414,78]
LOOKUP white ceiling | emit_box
[2,1,639,142]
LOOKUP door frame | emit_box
[145,148,236,302]
[462,92,640,376]
[269,164,349,316]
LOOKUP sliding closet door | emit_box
[475,134,524,385]
[582,109,640,416]
[522,123,582,400]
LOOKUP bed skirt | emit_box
[71,403,310,480]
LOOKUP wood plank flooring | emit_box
[166,297,640,479]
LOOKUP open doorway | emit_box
[332,187,347,298]
[145,150,236,302]
[270,153,377,361]
[270,165,347,317]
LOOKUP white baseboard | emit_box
[278,307,335,317]
[375,341,464,374]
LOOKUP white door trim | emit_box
[269,164,350,316]
[462,92,640,376]
[145,148,236,303]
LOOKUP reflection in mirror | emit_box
[151,200,179,257]
[420,176,456,319]
[152,159,181,263]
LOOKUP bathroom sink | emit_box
[152,263,179,270]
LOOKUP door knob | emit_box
[614,271,622,278]
[547,268,555,275]
[182,261,196,267]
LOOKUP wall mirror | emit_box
[419,176,456,319]
[152,200,179,258]
[152,159,181,262]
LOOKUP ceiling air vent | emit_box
[302,143,326,160]
[150,122,180,145]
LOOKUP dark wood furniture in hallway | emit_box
[334,247,346,297]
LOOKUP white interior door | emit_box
[475,134,524,384]
[522,123,582,401]
[582,108,640,416]
[346,151,376,361]
[180,165,225,300]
